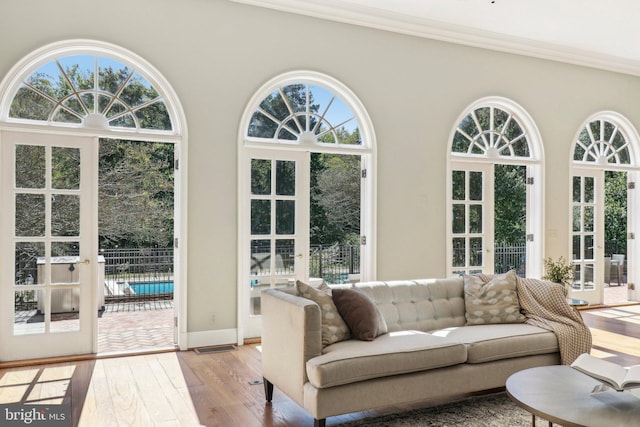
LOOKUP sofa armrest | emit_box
[261,288,322,406]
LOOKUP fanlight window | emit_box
[9,55,171,131]
[247,83,361,145]
[573,119,630,165]
[451,106,530,158]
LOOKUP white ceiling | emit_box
[231,0,640,76]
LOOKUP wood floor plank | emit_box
[101,357,155,426]
[130,355,178,425]
[147,353,203,426]
[78,360,119,427]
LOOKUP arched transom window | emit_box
[246,82,362,146]
[452,105,532,159]
[573,118,631,165]
[6,54,172,131]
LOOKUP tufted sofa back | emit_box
[354,278,467,332]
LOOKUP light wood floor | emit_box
[1,305,639,427]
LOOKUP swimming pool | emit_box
[129,282,174,294]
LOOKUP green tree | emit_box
[98,139,174,248]
[494,164,526,245]
[605,171,627,254]
[311,153,361,244]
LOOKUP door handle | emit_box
[77,259,91,265]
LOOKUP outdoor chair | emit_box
[611,254,625,286]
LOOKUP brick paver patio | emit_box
[98,302,175,354]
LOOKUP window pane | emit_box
[584,235,594,260]
[452,238,465,267]
[583,206,594,232]
[583,263,595,290]
[276,200,295,235]
[52,195,80,237]
[251,200,270,235]
[50,288,80,333]
[276,161,295,196]
[590,121,601,140]
[16,145,45,189]
[248,111,277,138]
[572,264,582,290]
[458,114,479,138]
[10,86,55,120]
[469,172,483,201]
[452,171,465,200]
[451,131,470,153]
[52,147,80,190]
[251,159,271,195]
[16,194,45,237]
[135,102,172,131]
[469,205,482,233]
[275,239,295,275]
[15,242,45,285]
[573,176,581,202]
[250,240,271,275]
[572,206,581,232]
[452,205,465,234]
[52,241,80,258]
[469,237,483,266]
[572,236,580,261]
[584,177,594,203]
[14,290,43,335]
[119,72,158,106]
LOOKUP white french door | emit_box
[570,169,604,305]
[449,163,495,276]
[0,131,97,361]
[240,149,309,339]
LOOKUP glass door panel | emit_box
[244,150,309,339]
[570,170,604,304]
[450,164,494,276]
[1,131,96,361]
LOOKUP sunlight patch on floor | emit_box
[589,328,640,358]
[78,352,203,426]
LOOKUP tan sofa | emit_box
[261,277,572,427]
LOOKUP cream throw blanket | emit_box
[480,275,592,365]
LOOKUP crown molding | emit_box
[230,0,640,77]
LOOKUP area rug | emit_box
[334,392,552,427]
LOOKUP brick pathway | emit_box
[98,303,175,354]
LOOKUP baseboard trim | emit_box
[186,328,237,349]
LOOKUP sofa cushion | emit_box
[464,270,526,325]
[430,324,558,363]
[296,280,350,347]
[332,288,388,341]
[355,279,467,333]
[305,331,467,388]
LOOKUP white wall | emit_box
[1,0,639,340]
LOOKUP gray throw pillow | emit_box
[332,288,387,341]
[464,270,526,325]
[296,280,350,346]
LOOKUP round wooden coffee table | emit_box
[506,365,640,427]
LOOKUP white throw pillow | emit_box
[463,270,526,325]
